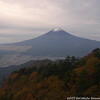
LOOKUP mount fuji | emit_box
[13,27,100,56]
[0,28,100,67]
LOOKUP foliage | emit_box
[0,49,100,99]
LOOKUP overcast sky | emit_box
[0,0,100,43]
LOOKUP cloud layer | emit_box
[0,0,100,43]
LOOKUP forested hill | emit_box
[0,48,100,100]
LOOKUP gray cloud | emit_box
[0,0,100,43]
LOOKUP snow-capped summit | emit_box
[52,28,62,32]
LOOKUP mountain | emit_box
[0,48,100,99]
[0,28,100,67]
[13,27,100,57]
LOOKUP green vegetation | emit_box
[0,49,100,100]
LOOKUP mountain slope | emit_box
[0,48,100,99]
[0,59,52,84]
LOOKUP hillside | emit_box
[0,59,52,84]
[0,48,100,100]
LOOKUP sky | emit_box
[0,0,100,43]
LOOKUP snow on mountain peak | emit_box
[52,28,62,32]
